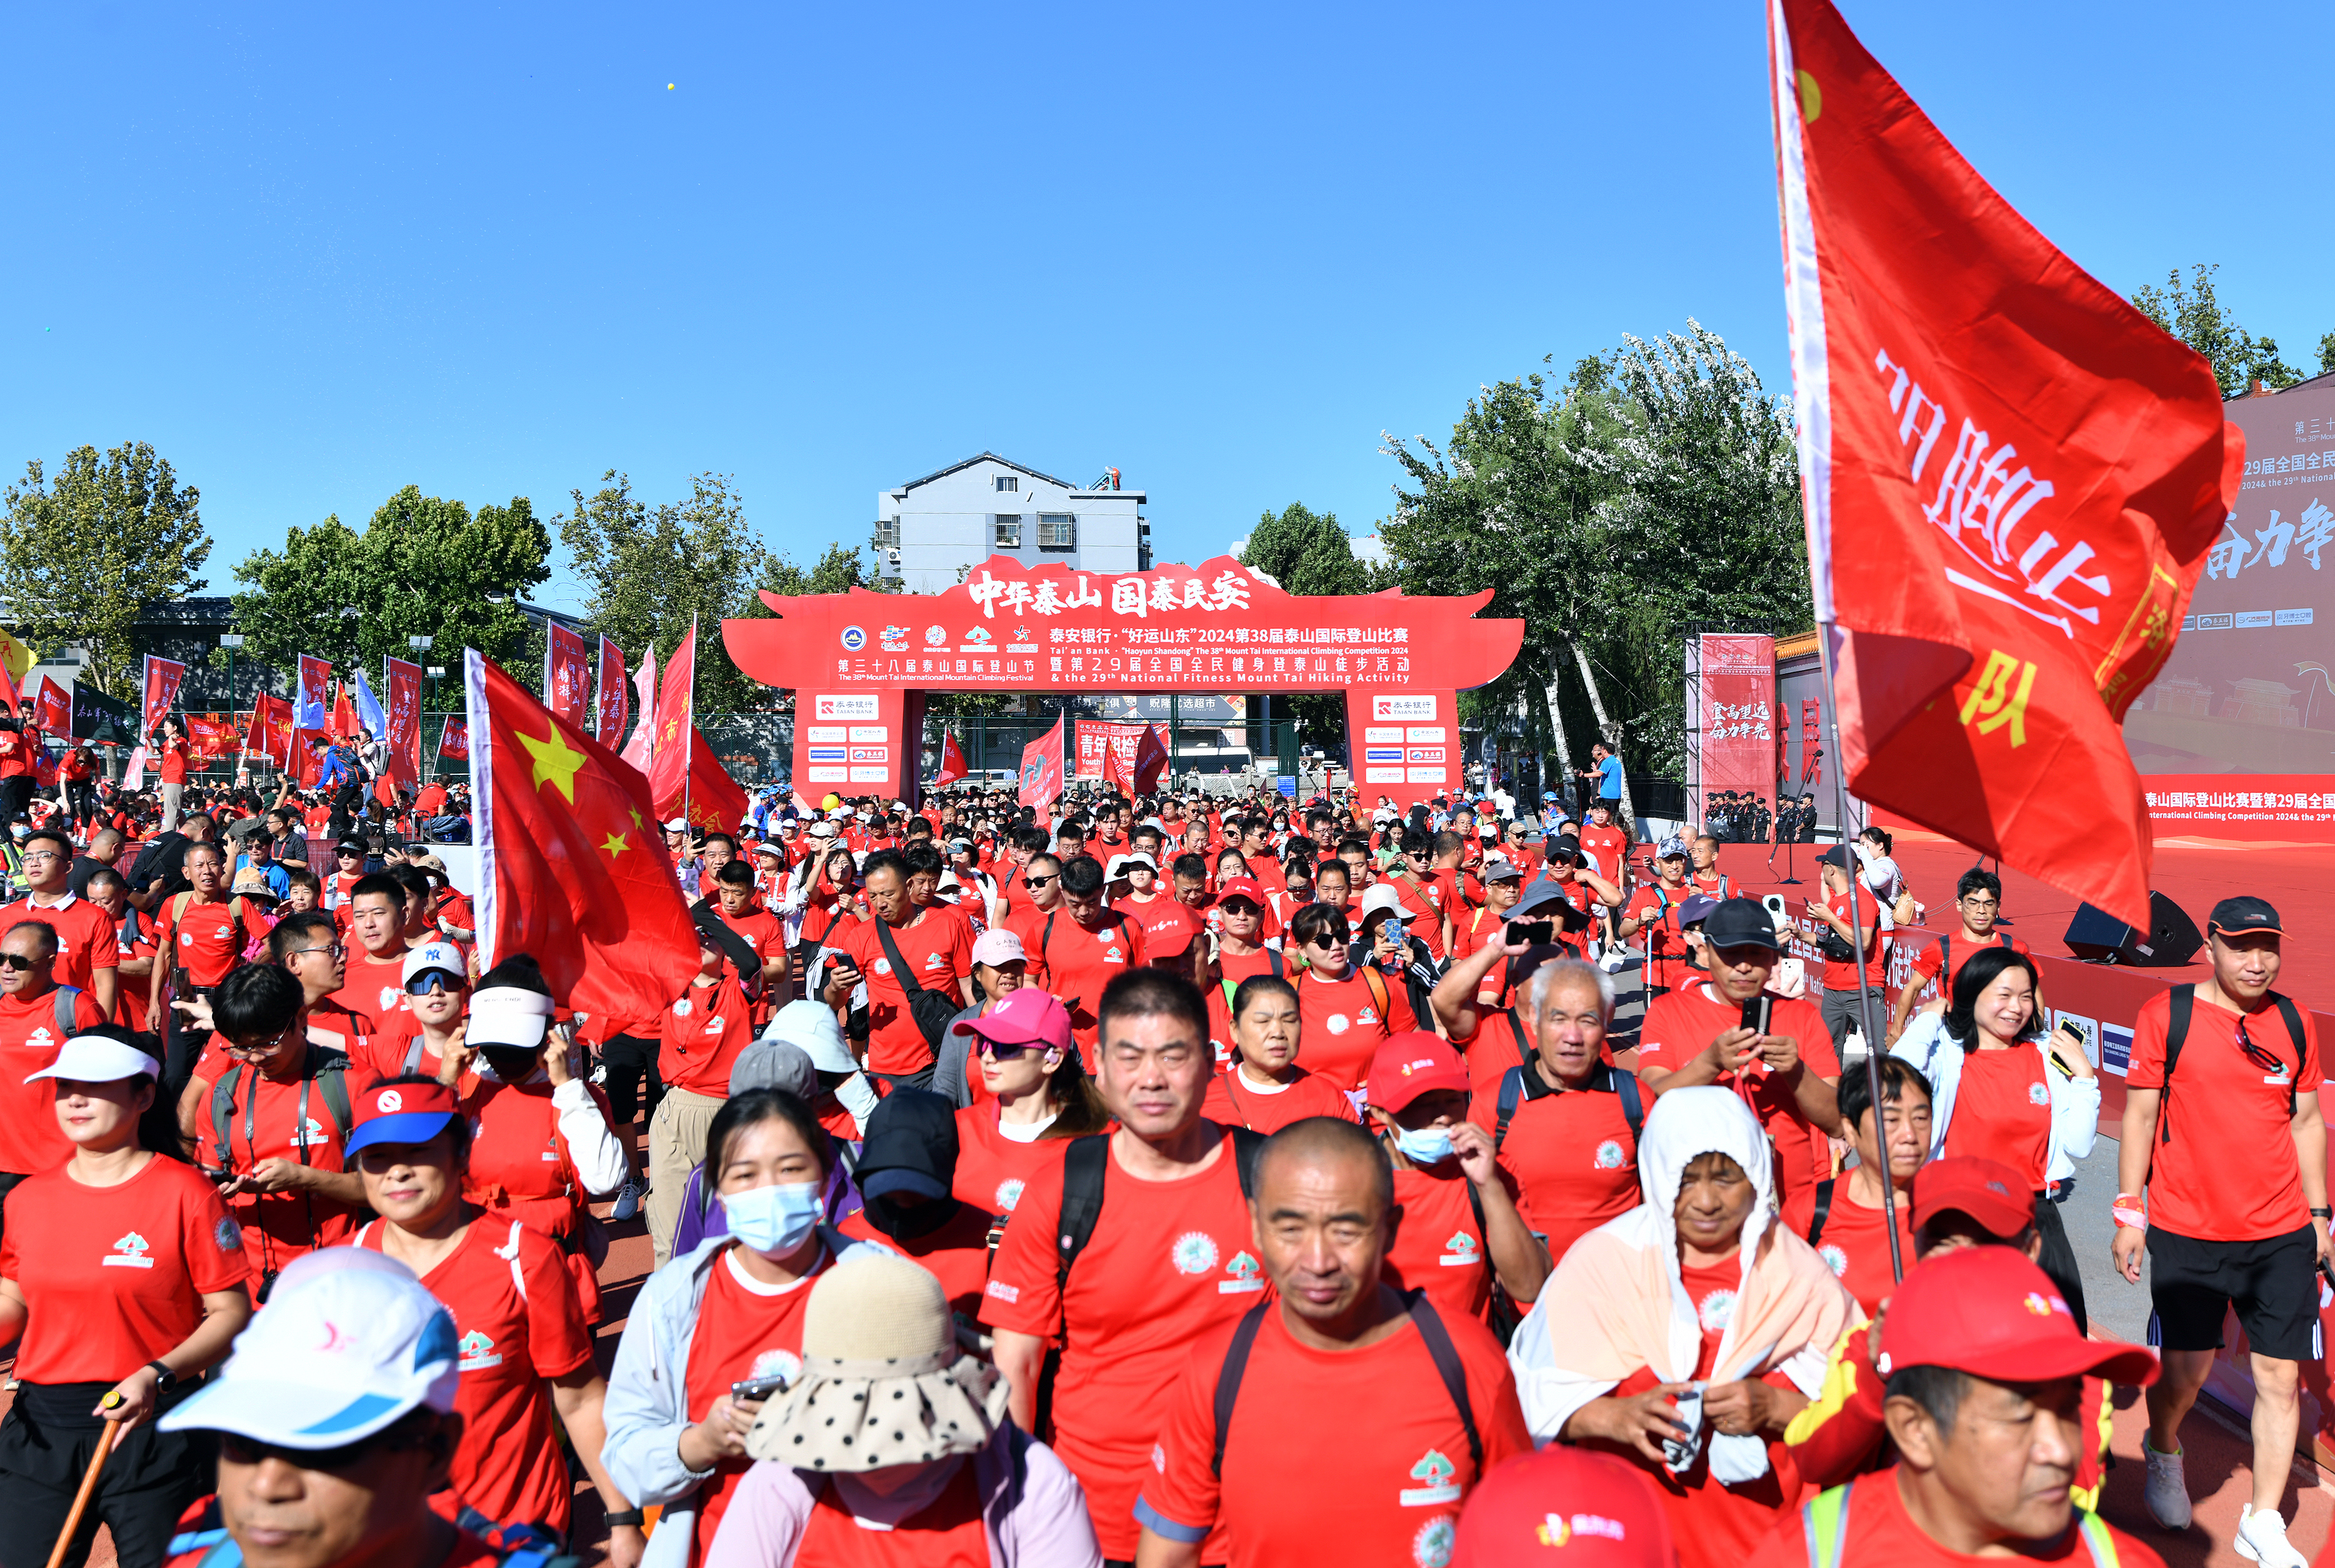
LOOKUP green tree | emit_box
[1238,503,1371,744]
[2132,264,2302,397]
[0,442,210,697]
[2320,330,2335,378]
[231,487,549,688]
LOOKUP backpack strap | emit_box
[1053,1135,1111,1296]
[1613,1068,1645,1144]
[51,984,82,1041]
[2073,1509,2120,1568]
[309,1048,352,1140]
[1494,1067,1526,1152]
[1041,912,1055,972]
[1229,1127,1266,1200]
[2273,993,2306,1118]
[1208,1300,1273,1477]
[210,1063,244,1164]
[1808,1178,1836,1247]
[1268,948,1283,979]
[1406,1291,1484,1473]
[1800,1485,1854,1568]
[1504,1008,1532,1071]
[2160,984,2195,1146]
[1360,965,1390,1021]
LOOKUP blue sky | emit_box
[7,1,2327,615]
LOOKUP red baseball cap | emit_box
[1878,1247,2158,1386]
[1367,1032,1472,1113]
[949,988,1073,1056]
[1910,1156,2034,1240]
[343,1078,461,1159]
[1215,877,1268,910]
[1455,1447,1675,1568]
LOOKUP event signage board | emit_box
[1690,634,1780,823]
[728,555,1522,812]
[1074,721,1148,780]
[2127,380,2335,840]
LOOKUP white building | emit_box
[875,453,1148,592]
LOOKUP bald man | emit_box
[1135,1117,1531,1568]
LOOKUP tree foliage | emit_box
[1378,321,1811,780]
[1238,503,1374,741]
[556,470,869,713]
[0,442,211,698]
[2132,264,2304,397]
[231,486,551,688]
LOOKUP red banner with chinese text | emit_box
[595,635,628,742]
[546,623,592,728]
[34,676,70,734]
[438,718,470,762]
[140,655,186,734]
[385,657,423,790]
[1696,635,1778,823]
[1074,721,1148,781]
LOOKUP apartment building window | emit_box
[873,518,901,548]
[993,516,1023,549]
[994,476,1017,493]
[1038,513,1077,551]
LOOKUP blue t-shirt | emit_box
[1596,755,1624,799]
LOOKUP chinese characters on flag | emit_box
[1769,0,2242,925]
[296,655,332,729]
[243,694,295,767]
[384,657,423,791]
[33,676,71,734]
[465,650,698,1022]
[140,655,186,735]
[646,625,696,811]
[546,623,592,728]
[437,718,470,762]
[1696,635,1777,823]
[595,635,628,741]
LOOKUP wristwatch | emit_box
[2312,1207,2331,1220]
[148,1361,180,1394]
[603,1509,646,1528]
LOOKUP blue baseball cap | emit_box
[341,1078,460,1159]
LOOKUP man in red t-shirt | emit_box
[330,875,413,1027]
[983,969,1264,1563]
[824,849,975,1088]
[1637,898,1841,1204]
[710,861,789,1025]
[1025,855,1147,1049]
[149,842,271,1087]
[1618,835,1696,1001]
[1119,852,1206,983]
[1888,866,2030,1043]
[1746,1248,2165,1568]
[645,921,758,1267]
[0,825,119,1019]
[1577,801,1631,906]
[1799,846,1887,1054]
[1134,1117,1531,1568]
[2113,897,2328,1557]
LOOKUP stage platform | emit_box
[1707,828,2335,1019]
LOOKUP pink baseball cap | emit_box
[950,988,1073,1055]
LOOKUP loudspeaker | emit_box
[2063,892,2203,967]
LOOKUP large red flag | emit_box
[1134,723,1170,793]
[332,683,359,738]
[244,693,294,766]
[595,635,628,742]
[0,660,19,717]
[1769,0,2240,925]
[437,718,470,762]
[384,657,423,791]
[291,729,327,787]
[34,676,69,733]
[933,730,969,787]
[1102,737,1132,796]
[656,727,749,835]
[466,650,699,1024]
[545,623,592,728]
[1019,717,1064,810]
[295,655,332,728]
[141,655,186,734]
[647,626,696,811]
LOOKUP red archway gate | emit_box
[723,554,1524,812]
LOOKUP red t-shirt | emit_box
[1579,825,1631,891]
[0,986,109,1175]
[714,904,788,1022]
[1907,930,2031,1002]
[158,739,191,784]
[158,895,268,988]
[1136,1302,1532,1568]
[1636,986,1840,1202]
[113,912,160,1030]
[1293,967,1415,1092]
[330,946,411,1026]
[1777,1184,1914,1316]
[951,1103,1072,1221]
[1201,1065,1359,1134]
[980,1128,1263,1560]
[686,1245,832,1561]
[0,1154,249,1384]
[1678,1256,1738,1377]
[1623,885,1696,995]
[1026,908,1148,1049]
[1743,1471,2164,1568]
[1479,1063,1643,1264]
[660,976,755,1097]
[1381,1162,1521,1324]
[1203,947,1288,1062]
[1388,875,1448,961]
[0,894,119,994]
[2127,989,2323,1240]
[837,1200,993,1319]
[1815,883,1885,990]
[354,1217,593,1534]
[795,1463,988,1565]
[1945,1046,2052,1193]
[1122,892,1206,963]
[195,1063,359,1265]
[838,911,973,1077]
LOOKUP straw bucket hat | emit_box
[745,1254,1008,1471]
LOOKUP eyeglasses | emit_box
[405,972,460,996]
[290,943,345,961]
[223,1025,299,1060]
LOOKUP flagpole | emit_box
[683,614,697,830]
[1813,621,1904,1286]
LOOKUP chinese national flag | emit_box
[1769,0,2240,925]
[1019,717,1064,810]
[332,683,359,738]
[934,731,968,787]
[646,626,696,810]
[656,726,748,835]
[465,650,699,1023]
[1134,723,1170,793]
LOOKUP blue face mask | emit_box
[1393,1124,1455,1166]
[722,1180,824,1258]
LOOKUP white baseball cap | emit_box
[25,1032,160,1086]
[400,942,466,987]
[971,928,1027,969]
[159,1249,459,1447]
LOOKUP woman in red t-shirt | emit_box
[948,989,1108,1222]
[1778,1056,1929,1314]
[0,1026,251,1563]
[1201,973,1359,1134]
[343,1072,637,1553]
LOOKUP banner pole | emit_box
[683,615,697,830]
[1814,620,1904,1285]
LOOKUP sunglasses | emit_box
[1026,875,1057,888]
[405,972,460,996]
[1309,932,1345,950]
[978,1038,1045,1060]
[0,954,39,973]
[219,1427,427,1474]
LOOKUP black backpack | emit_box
[2158,984,2305,1145]
[1492,1010,1645,1151]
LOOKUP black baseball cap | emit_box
[1816,844,1856,871]
[2207,897,2282,938]
[1701,897,1781,953]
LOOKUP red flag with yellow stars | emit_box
[465,649,698,1024]
[656,724,749,835]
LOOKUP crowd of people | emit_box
[0,741,2320,1568]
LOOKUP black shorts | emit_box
[2147,1223,2322,1362]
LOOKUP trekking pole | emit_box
[45,1399,125,1568]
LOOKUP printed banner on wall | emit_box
[1695,634,1779,820]
[1074,721,1149,780]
